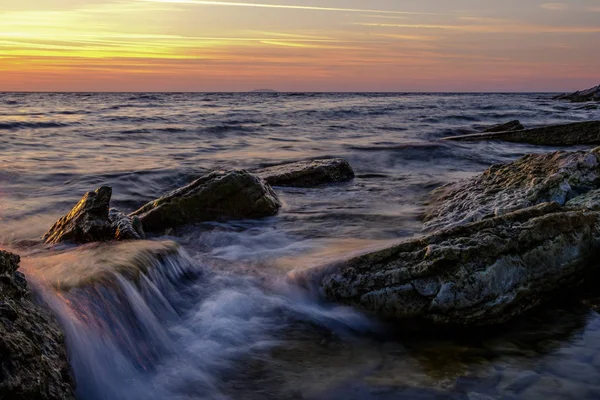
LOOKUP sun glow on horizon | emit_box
[0,0,598,91]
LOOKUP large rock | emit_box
[255,158,355,187]
[423,148,600,231]
[483,120,525,133]
[131,170,281,233]
[443,121,600,145]
[554,84,600,102]
[0,250,75,399]
[44,186,114,244]
[44,187,143,244]
[291,203,600,326]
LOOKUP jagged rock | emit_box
[443,121,600,145]
[131,170,281,233]
[0,250,75,398]
[109,208,145,240]
[554,85,600,102]
[255,158,355,187]
[291,203,600,326]
[44,187,144,244]
[423,148,600,231]
[44,186,114,244]
[483,120,525,133]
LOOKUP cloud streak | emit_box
[138,0,452,16]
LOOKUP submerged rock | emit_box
[423,148,600,231]
[483,120,525,133]
[0,250,74,399]
[554,84,600,102]
[255,158,355,187]
[443,121,600,145]
[28,240,182,290]
[291,203,600,326]
[44,186,114,244]
[131,170,281,233]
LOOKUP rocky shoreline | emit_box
[6,114,600,396]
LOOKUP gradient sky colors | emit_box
[0,0,599,91]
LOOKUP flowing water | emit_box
[1,93,600,399]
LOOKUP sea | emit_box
[1,92,599,400]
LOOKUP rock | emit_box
[255,158,355,187]
[424,148,600,232]
[443,121,600,145]
[109,208,145,240]
[483,120,525,133]
[554,84,600,102]
[0,250,75,399]
[131,170,281,233]
[44,186,114,244]
[290,203,600,326]
[44,187,145,244]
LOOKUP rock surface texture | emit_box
[483,120,525,133]
[44,186,114,244]
[44,187,144,244]
[423,148,600,231]
[554,85,600,102]
[256,158,355,187]
[291,203,600,326]
[0,250,75,399]
[443,121,600,145]
[131,170,281,233]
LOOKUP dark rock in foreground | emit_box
[423,148,600,231]
[554,84,600,102]
[131,170,281,233]
[44,187,144,244]
[44,186,114,244]
[483,120,524,133]
[256,158,355,187]
[291,203,600,326]
[443,121,600,146]
[0,250,75,399]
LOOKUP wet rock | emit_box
[424,148,600,231]
[109,208,145,240]
[498,370,540,394]
[483,120,525,133]
[44,186,114,244]
[291,203,600,326]
[554,84,600,102]
[565,189,600,210]
[443,121,600,145]
[255,158,355,187]
[131,170,281,233]
[0,250,75,399]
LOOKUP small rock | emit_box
[44,186,114,244]
[109,208,145,240]
[554,84,600,102]
[256,158,355,187]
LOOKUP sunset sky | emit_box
[0,0,599,91]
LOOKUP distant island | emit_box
[249,89,278,93]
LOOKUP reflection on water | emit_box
[2,93,600,399]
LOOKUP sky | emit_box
[0,0,599,91]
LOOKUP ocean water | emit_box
[1,92,600,400]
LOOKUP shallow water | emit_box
[1,93,600,399]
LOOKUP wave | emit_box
[33,242,374,400]
[0,121,76,130]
